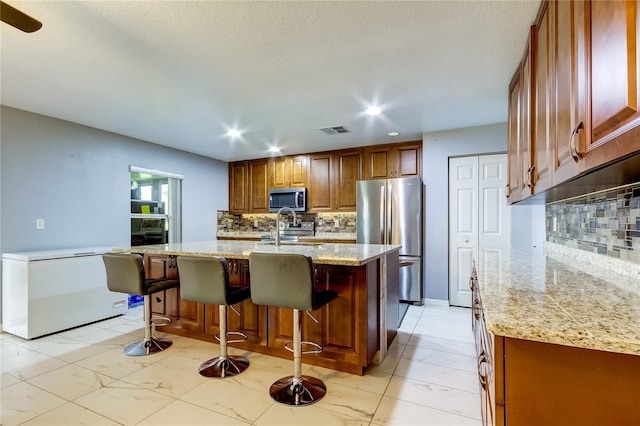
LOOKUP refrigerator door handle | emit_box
[387,184,393,245]
[380,185,386,243]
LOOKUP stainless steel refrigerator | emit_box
[356,177,423,304]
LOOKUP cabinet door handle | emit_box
[524,166,535,189]
[505,183,511,198]
[570,121,584,162]
[524,167,531,188]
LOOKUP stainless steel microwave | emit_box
[269,188,307,212]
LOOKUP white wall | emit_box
[0,106,229,318]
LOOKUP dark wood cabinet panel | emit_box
[307,153,333,211]
[520,35,533,199]
[583,0,640,169]
[248,159,269,213]
[364,146,393,180]
[308,149,362,212]
[333,149,361,211]
[589,0,639,143]
[270,155,307,189]
[553,0,585,184]
[229,161,248,214]
[507,70,522,203]
[532,2,553,193]
[396,142,422,177]
[363,141,421,180]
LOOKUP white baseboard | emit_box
[423,298,449,306]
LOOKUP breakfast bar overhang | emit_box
[120,240,401,375]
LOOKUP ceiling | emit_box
[1,0,541,162]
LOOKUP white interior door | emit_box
[449,156,478,308]
[449,154,510,307]
[478,155,510,283]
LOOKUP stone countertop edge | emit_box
[120,240,400,266]
[477,244,640,357]
[216,231,357,241]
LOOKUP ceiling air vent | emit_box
[318,125,350,135]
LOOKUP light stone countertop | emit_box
[477,244,640,356]
[125,240,399,266]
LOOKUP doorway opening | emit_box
[129,166,183,247]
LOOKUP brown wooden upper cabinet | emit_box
[553,0,586,184]
[583,0,640,169]
[307,149,362,212]
[229,161,249,213]
[269,155,307,189]
[507,0,640,203]
[363,141,421,180]
[248,159,269,213]
[532,2,553,194]
[506,34,533,203]
[507,69,523,203]
[228,159,269,214]
[228,141,421,213]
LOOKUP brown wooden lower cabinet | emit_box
[503,338,640,426]
[144,254,385,375]
[471,265,639,425]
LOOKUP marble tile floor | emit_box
[1,302,480,426]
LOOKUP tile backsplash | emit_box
[546,182,640,264]
[217,211,357,235]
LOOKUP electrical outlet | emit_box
[36,218,45,230]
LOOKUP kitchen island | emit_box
[472,244,640,425]
[122,240,400,375]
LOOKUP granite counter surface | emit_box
[124,240,399,266]
[477,245,640,356]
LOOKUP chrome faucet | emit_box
[275,206,298,246]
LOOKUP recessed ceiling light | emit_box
[226,129,241,138]
[388,131,400,137]
[365,106,381,116]
[268,146,280,153]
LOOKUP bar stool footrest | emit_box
[284,340,322,355]
[215,331,248,345]
[151,314,172,326]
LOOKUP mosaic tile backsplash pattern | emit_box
[217,211,357,235]
[546,182,640,265]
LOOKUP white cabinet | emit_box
[2,247,127,339]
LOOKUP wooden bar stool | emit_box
[102,253,179,356]
[249,252,338,406]
[177,256,251,378]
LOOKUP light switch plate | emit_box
[36,218,45,230]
